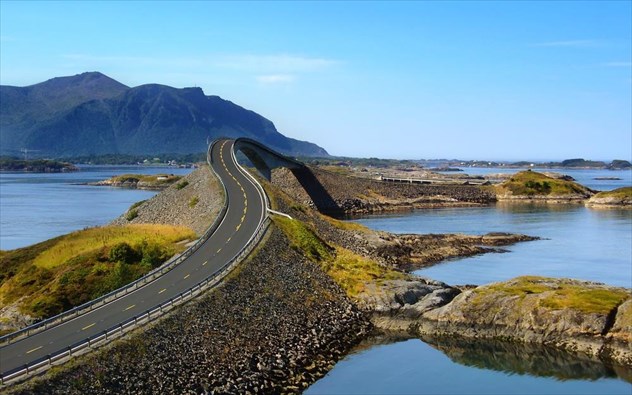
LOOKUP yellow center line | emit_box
[82,323,96,331]
[203,260,208,266]
[227,236,232,243]
[124,304,135,311]
[241,214,245,222]
[184,274,190,279]
[217,247,222,253]
[26,346,43,354]
[158,288,167,294]
[236,224,241,231]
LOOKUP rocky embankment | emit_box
[111,166,222,235]
[12,227,369,394]
[271,166,496,215]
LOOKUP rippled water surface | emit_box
[0,166,192,250]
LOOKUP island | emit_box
[0,157,78,173]
[88,173,184,190]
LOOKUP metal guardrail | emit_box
[0,141,229,348]
[0,219,270,386]
[1,139,271,385]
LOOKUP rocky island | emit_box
[0,158,78,173]
[88,173,184,190]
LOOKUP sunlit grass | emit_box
[33,224,195,269]
[474,276,630,314]
[273,216,404,297]
[0,224,197,319]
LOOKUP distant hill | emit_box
[0,72,328,158]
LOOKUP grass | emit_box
[318,213,371,233]
[189,196,200,208]
[473,276,630,314]
[175,180,189,190]
[592,187,632,199]
[111,173,182,185]
[495,171,590,196]
[0,224,196,319]
[32,224,195,269]
[273,216,404,297]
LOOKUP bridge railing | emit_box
[0,140,229,348]
[0,139,272,386]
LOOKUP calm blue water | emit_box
[0,166,192,250]
[307,338,632,395]
[352,204,632,288]
[310,169,632,394]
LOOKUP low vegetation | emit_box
[175,180,189,190]
[273,216,404,297]
[494,171,592,197]
[188,196,200,208]
[592,187,632,200]
[0,224,196,319]
[110,173,182,185]
[473,276,629,314]
[0,157,78,172]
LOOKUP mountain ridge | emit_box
[0,72,328,158]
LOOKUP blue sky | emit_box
[1,1,630,160]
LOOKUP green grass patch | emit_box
[496,171,590,196]
[0,224,196,319]
[175,180,189,190]
[111,173,182,185]
[126,208,139,221]
[318,213,371,233]
[474,276,630,314]
[593,187,632,199]
[188,196,200,208]
[273,216,405,297]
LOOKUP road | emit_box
[0,139,266,377]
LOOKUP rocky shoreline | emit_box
[6,164,631,393]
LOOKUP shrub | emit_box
[175,180,189,190]
[109,242,140,264]
[189,196,199,208]
[126,208,138,221]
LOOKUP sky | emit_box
[1,1,630,161]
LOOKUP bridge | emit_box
[0,138,305,384]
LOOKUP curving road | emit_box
[0,139,266,377]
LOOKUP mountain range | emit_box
[0,72,328,158]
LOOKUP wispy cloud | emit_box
[256,74,296,84]
[214,54,339,73]
[601,61,632,67]
[532,39,601,48]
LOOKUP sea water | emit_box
[308,169,631,394]
[0,166,192,250]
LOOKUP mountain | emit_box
[0,72,328,158]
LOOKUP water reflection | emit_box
[307,335,632,394]
[420,334,632,383]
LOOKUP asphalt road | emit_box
[0,139,266,377]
